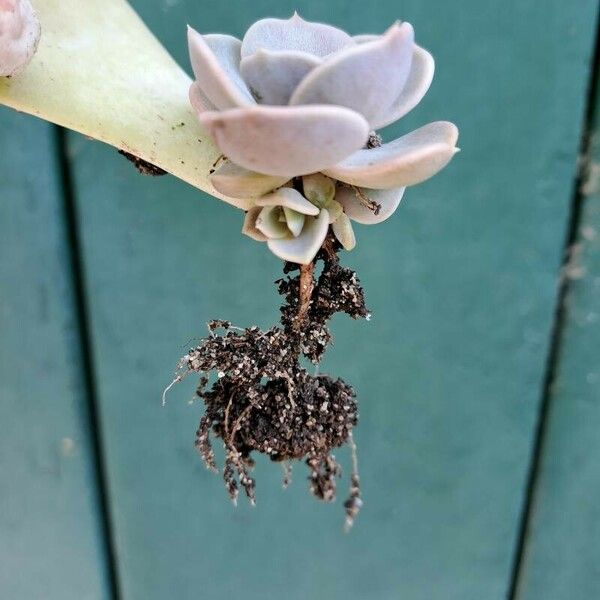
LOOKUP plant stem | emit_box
[294,262,315,330]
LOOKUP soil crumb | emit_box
[169,237,369,527]
[118,150,167,176]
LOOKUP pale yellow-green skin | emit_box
[0,0,251,210]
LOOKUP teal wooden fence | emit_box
[1,1,599,598]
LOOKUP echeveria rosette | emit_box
[188,14,459,264]
[0,0,40,77]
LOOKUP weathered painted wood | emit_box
[0,111,111,598]
[515,59,600,600]
[66,1,598,599]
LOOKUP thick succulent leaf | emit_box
[255,187,319,215]
[267,209,330,265]
[255,205,289,239]
[353,34,379,44]
[336,185,405,224]
[242,207,268,241]
[240,49,321,105]
[302,172,336,207]
[331,213,356,250]
[187,29,255,109]
[324,121,459,189]
[0,0,40,76]
[198,104,370,177]
[241,13,354,59]
[0,0,252,210]
[189,81,218,113]
[210,161,288,199]
[325,199,343,223]
[371,46,435,129]
[283,207,305,237]
[290,22,414,126]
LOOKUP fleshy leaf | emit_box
[198,104,369,177]
[290,22,414,126]
[240,49,321,105]
[324,121,459,189]
[283,207,305,237]
[0,0,251,210]
[325,199,344,223]
[353,34,379,44]
[187,29,255,109]
[242,207,268,241]
[371,46,435,129]
[267,208,330,265]
[211,161,289,199]
[331,213,356,250]
[336,185,405,224]
[302,172,336,208]
[241,13,354,59]
[255,205,289,239]
[255,187,320,215]
[189,81,218,113]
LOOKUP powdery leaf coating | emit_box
[188,14,458,189]
[210,160,288,199]
[188,81,218,113]
[267,209,330,264]
[241,13,354,59]
[370,45,435,129]
[0,0,40,77]
[241,48,321,106]
[255,187,320,215]
[187,13,460,260]
[197,104,369,177]
[336,185,405,224]
[289,22,414,127]
[187,29,255,109]
[324,121,460,189]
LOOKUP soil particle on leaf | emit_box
[118,150,167,176]
[168,236,370,526]
[366,131,383,149]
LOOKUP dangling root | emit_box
[195,415,217,473]
[281,461,293,489]
[344,432,363,531]
[168,236,369,527]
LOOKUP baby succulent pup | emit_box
[188,13,459,264]
[0,0,40,77]
[169,14,459,528]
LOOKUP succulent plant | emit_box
[188,14,459,264]
[0,0,40,77]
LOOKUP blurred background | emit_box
[1,1,599,599]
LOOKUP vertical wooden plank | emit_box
[67,1,598,599]
[515,46,600,600]
[0,111,111,599]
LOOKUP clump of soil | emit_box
[167,237,369,528]
[118,150,167,176]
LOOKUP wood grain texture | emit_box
[65,1,598,599]
[0,111,110,598]
[515,55,600,600]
